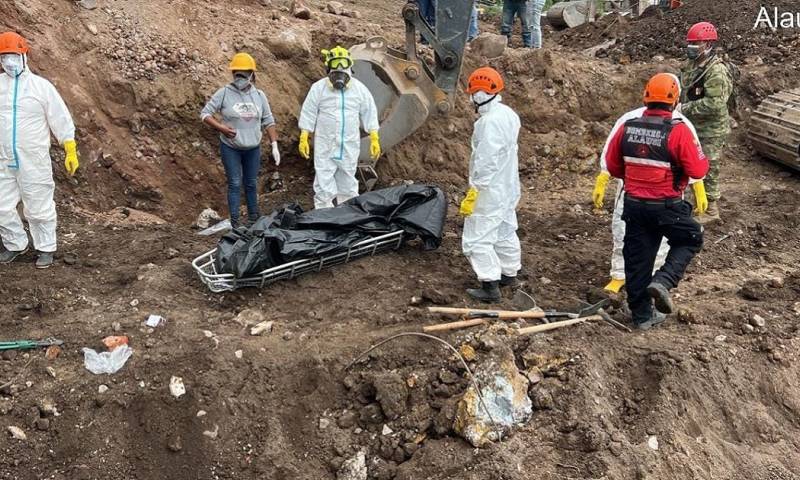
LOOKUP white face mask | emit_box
[233,72,253,90]
[471,91,497,113]
[1,54,23,77]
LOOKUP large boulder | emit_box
[265,29,311,60]
[453,346,532,447]
[470,33,508,59]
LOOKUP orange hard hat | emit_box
[466,67,504,95]
[0,32,29,55]
[643,73,680,106]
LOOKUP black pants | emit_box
[622,197,703,322]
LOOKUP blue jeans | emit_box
[220,143,261,224]
[530,0,545,48]
[469,6,479,41]
[501,0,533,47]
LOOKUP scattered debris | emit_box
[234,350,243,359]
[83,345,133,374]
[750,314,766,328]
[77,0,98,10]
[291,0,312,19]
[203,424,219,440]
[38,398,57,417]
[145,315,165,328]
[196,208,222,229]
[714,335,727,343]
[381,424,393,436]
[459,344,477,362]
[98,384,109,394]
[197,219,231,236]
[45,367,56,378]
[45,345,61,361]
[102,336,129,350]
[250,320,274,336]
[319,417,331,429]
[196,410,207,417]
[336,449,367,480]
[647,435,659,451]
[168,435,183,452]
[169,376,186,398]
[453,346,532,447]
[7,426,26,441]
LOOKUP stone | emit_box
[250,320,274,336]
[359,403,384,425]
[234,350,243,359]
[470,33,507,59]
[35,418,50,431]
[336,449,367,480]
[8,426,26,440]
[319,417,331,429]
[750,314,766,328]
[337,410,358,429]
[768,276,785,288]
[373,373,408,420]
[98,385,109,394]
[742,323,755,334]
[264,29,311,60]
[326,1,344,15]
[77,0,98,10]
[86,23,99,35]
[0,399,12,415]
[453,346,532,447]
[291,0,313,19]
[195,208,222,229]
[203,424,219,440]
[342,10,362,19]
[647,435,659,450]
[38,398,56,417]
[168,435,182,452]
[381,424,393,435]
[531,387,554,410]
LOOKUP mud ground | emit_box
[1,1,800,479]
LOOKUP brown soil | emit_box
[1,1,800,479]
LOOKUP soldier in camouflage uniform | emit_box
[680,21,732,224]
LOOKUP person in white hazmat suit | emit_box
[297,46,381,209]
[460,67,522,303]
[0,32,79,269]
[592,73,708,293]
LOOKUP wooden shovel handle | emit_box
[427,307,546,319]
[423,318,487,333]
[517,315,602,335]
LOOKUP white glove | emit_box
[271,141,281,166]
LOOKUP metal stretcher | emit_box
[192,230,405,293]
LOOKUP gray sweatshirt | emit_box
[201,84,276,150]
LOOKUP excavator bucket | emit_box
[350,1,475,190]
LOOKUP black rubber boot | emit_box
[634,310,667,331]
[647,281,675,314]
[466,281,501,303]
[499,275,520,288]
[0,247,28,264]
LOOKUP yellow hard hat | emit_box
[229,52,257,71]
[321,46,353,70]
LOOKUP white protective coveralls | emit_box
[600,106,700,279]
[462,96,522,282]
[0,61,75,253]
[298,73,379,209]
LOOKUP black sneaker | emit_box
[35,252,54,269]
[0,247,29,264]
[647,282,675,314]
[634,311,667,331]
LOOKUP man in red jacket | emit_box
[605,73,709,330]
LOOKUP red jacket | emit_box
[606,109,708,199]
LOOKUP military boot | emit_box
[466,281,501,303]
[696,200,721,225]
[499,275,520,288]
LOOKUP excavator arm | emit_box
[351,0,476,189]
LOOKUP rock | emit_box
[342,10,362,19]
[203,424,219,440]
[195,208,222,229]
[359,403,385,425]
[768,276,785,288]
[0,398,12,415]
[235,308,264,326]
[319,417,331,430]
[169,376,186,398]
[265,29,311,59]
[438,370,460,385]
[166,248,180,259]
[470,33,507,59]
[381,424,393,435]
[112,321,122,332]
[739,280,767,301]
[2,349,18,361]
[741,323,755,334]
[168,435,183,452]
[8,426,26,440]
[45,345,61,361]
[714,335,727,343]
[459,344,477,362]
[234,350,243,359]
[336,449,367,480]
[196,410,207,417]
[750,314,766,328]
[421,288,453,305]
[540,276,552,285]
[453,346,532,447]
[338,410,358,428]
[531,387,554,410]
[35,418,50,431]
[250,320,274,336]
[373,373,408,420]
[326,1,344,15]
[98,385,109,394]
[647,435,659,450]
[291,0,313,19]
[38,398,56,417]
[77,0,98,10]
[282,331,294,341]
[86,24,99,35]
[677,307,698,324]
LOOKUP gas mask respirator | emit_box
[328,69,350,91]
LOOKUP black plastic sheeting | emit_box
[215,184,447,278]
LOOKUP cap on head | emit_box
[687,22,718,42]
[466,67,504,95]
[0,32,29,55]
[643,73,680,107]
[229,52,257,71]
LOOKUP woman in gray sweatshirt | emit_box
[201,52,280,228]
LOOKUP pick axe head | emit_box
[577,299,611,318]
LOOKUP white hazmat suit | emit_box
[298,74,379,209]
[0,62,75,253]
[600,106,700,280]
[462,96,522,282]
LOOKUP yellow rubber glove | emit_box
[692,181,708,215]
[299,130,310,160]
[459,187,479,217]
[64,139,79,176]
[592,171,610,209]
[369,130,381,160]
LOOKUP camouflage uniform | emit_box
[680,56,733,201]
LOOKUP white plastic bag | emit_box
[197,219,231,236]
[82,345,133,374]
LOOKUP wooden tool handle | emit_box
[428,307,545,319]
[517,315,601,335]
[423,318,487,333]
